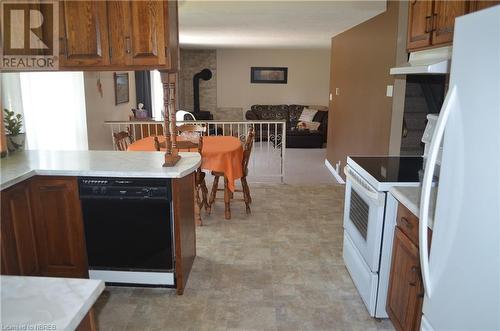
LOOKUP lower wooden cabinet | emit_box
[29,177,88,278]
[386,227,424,331]
[1,182,39,275]
[1,177,88,278]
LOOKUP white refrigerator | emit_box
[419,6,500,331]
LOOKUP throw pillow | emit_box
[303,121,321,131]
[298,108,318,122]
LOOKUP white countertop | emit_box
[390,186,437,230]
[0,150,201,190]
[1,276,105,331]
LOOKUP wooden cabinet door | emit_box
[407,0,434,50]
[386,228,424,331]
[432,0,468,46]
[59,1,110,67]
[30,177,88,278]
[107,1,167,67]
[1,182,39,276]
[106,1,132,66]
[469,0,500,11]
[129,1,167,66]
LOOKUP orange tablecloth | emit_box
[127,136,243,191]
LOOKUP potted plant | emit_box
[3,109,25,152]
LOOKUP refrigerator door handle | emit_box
[419,85,458,298]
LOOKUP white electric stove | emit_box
[342,156,423,318]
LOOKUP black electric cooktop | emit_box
[349,156,424,183]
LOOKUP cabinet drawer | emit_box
[396,203,419,246]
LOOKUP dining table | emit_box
[127,135,244,192]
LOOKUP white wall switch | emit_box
[329,93,333,101]
[335,88,340,96]
[386,85,394,97]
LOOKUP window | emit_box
[150,70,164,121]
[2,72,88,151]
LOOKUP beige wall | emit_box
[216,48,330,118]
[84,71,136,150]
[326,1,401,176]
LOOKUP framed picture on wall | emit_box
[251,67,288,84]
[114,72,129,105]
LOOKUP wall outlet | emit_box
[386,85,394,97]
[335,88,340,96]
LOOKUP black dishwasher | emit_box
[79,177,174,285]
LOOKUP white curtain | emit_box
[1,73,25,134]
[150,70,164,121]
[19,72,88,150]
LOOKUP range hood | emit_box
[390,46,452,75]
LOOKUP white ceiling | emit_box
[178,0,387,49]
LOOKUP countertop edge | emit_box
[389,186,435,230]
[390,187,421,218]
[1,152,201,191]
[66,280,105,331]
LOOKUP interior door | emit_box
[407,0,434,50]
[59,1,110,67]
[431,1,468,45]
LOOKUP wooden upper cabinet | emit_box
[130,1,167,66]
[59,1,110,67]
[59,0,177,70]
[1,182,39,276]
[407,0,499,51]
[387,227,424,331]
[469,0,500,11]
[108,1,166,66]
[408,0,434,50]
[29,177,88,278]
[432,1,468,45]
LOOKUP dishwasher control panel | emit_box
[79,177,172,200]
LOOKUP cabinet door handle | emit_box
[432,13,438,32]
[425,15,432,33]
[125,37,131,54]
[401,217,413,229]
[65,37,69,56]
[409,265,419,286]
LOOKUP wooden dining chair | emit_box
[113,127,134,151]
[153,124,209,225]
[208,127,254,219]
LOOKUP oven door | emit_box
[343,165,386,272]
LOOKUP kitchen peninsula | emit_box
[0,150,200,295]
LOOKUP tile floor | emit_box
[94,184,394,331]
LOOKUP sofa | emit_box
[245,104,328,148]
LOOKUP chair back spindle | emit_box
[113,127,133,151]
[242,127,255,176]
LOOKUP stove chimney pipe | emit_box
[192,68,212,114]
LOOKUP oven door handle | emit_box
[344,166,384,205]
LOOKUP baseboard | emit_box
[324,159,345,184]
